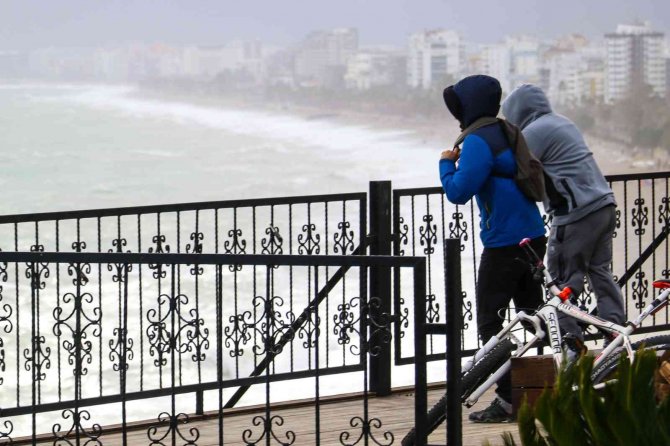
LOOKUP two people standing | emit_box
[439,75,625,422]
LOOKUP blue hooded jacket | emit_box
[440,75,545,248]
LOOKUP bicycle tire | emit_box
[591,334,670,384]
[401,338,515,446]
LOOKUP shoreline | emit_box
[132,86,662,177]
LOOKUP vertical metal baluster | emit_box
[157,213,163,389]
[324,203,329,368]
[74,258,82,446]
[170,264,177,446]
[314,266,320,446]
[216,264,224,446]
[342,201,348,366]
[138,214,144,392]
[249,206,256,371]
[289,204,294,372]
[177,211,182,388]
[425,195,434,354]
[195,210,201,390]
[265,264,271,446]
[307,203,312,369]
[14,224,19,408]
[56,220,62,401]
[121,263,130,445]
[34,222,41,405]
[233,208,240,378]
[624,181,629,313]
[96,217,104,396]
[652,179,657,324]
[361,266,369,446]
[30,261,37,444]
[358,197,366,368]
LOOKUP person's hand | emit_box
[440,147,461,161]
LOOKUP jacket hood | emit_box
[502,84,553,130]
[443,75,501,129]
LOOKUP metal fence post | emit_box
[445,238,463,446]
[413,258,428,446]
[369,180,392,396]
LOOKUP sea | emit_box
[0,83,439,215]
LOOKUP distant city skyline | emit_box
[2,0,669,50]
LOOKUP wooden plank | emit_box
[21,388,520,446]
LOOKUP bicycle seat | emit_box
[653,280,670,289]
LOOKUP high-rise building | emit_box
[544,40,606,106]
[407,29,463,89]
[294,28,359,88]
[469,43,510,92]
[605,22,666,103]
[344,47,406,90]
[505,35,542,93]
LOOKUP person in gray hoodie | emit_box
[502,84,625,348]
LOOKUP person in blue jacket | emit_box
[440,75,546,422]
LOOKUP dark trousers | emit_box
[547,205,625,339]
[476,236,547,403]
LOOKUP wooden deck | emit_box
[23,387,519,446]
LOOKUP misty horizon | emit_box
[1,0,668,51]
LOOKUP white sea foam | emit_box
[59,85,434,162]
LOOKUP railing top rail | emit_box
[0,191,367,224]
[604,171,670,182]
[0,251,424,268]
[392,171,670,197]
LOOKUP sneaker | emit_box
[562,333,587,365]
[468,397,513,423]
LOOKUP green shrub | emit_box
[495,349,670,446]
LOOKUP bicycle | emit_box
[402,238,670,446]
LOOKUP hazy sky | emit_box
[2,0,668,50]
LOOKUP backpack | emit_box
[453,117,546,202]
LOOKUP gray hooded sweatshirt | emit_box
[502,85,615,226]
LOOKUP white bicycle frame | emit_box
[460,246,670,408]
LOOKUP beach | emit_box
[133,85,660,179]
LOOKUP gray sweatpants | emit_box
[547,205,626,339]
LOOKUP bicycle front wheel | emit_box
[401,338,515,446]
[591,334,670,386]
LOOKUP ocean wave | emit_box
[56,85,432,157]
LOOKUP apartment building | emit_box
[605,22,666,102]
[344,48,405,90]
[407,29,463,89]
[293,28,359,88]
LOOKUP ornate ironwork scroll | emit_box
[149,234,170,279]
[298,223,321,255]
[333,221,355,255]
[418,214,437,256]
[52,409,102,446]
[146,293,209,365]
[147,412,199,446]
[242,415,295,446]
[53,263,101,377]
[261,226,284,255]
[223,228,247,271]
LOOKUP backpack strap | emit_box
[453,117,499,148]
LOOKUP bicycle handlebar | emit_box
[519,237,573,302]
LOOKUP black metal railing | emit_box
[393,172,670,363]
[0,250,425,445]
[0,192,367,259]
